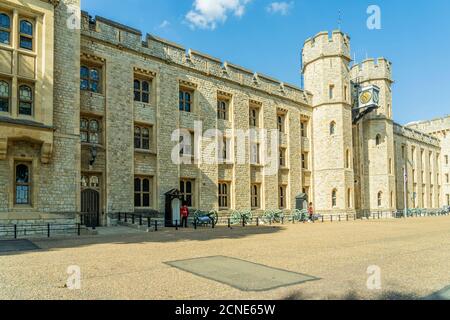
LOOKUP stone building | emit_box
[0,0,447,227]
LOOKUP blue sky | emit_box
[81,0,450,124]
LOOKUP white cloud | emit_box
[158,20,170,29]
[186,0,252,30]
[266,1,294,15]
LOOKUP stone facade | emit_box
[0,0,447,228]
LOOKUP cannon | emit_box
[193,210,218,226]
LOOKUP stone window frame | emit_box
[134,124,152,151]
[80,173,101,190]
[134,176,153,209]
[80,54,105,95]
[251,183,261,210]
[217,98,229,121]
[277,113,286,134]
[0,78,10,113]
[377,191,383,207]
[178,80,197,113]
[279,185,287,209]
[218,181,230,210]
[250,141,261,165]
[0,12,11,46]
[180,178,195,208]
[14,161,32,206]
[219,135,232,164]
[300,118,309,138]
[134,78,151,104]
[249,100,262,128]
[80,65,102,94]
[347,188,352,208]
[19,18,34,51]
[302,152,309,170]
[80,116,102,145]
[18,83,34,117]
[279,147,287,168]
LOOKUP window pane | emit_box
[90,81,99,93]
[142,128,149,138]
[0,14,10,28]
[180,181,184,193]
[89,133,99,144]
[16,165,29,183]
[90,69,99,81]
[134,193,141,207]
[143,194,150,207]
[142,81,149,92]
[185,102,191,112]
[80,131,88,142]
[142,179,150,192]
[134,80,141,90]
[186,195,192,207]
[134,136,141,149]
[179,101,184,111]
[134,178,141,192]
[19,102,32,115]
[185,92,191,101]
[80,79,89,90]
[134,90,140,102]
[0,98,8,112]
[16,186,29,204]
[20,21,33,35]
[19,86,32,101]
[80,67,89,78]
[80,119,88,129]
[142,93,149,103]
[142,138,149,150]
[0,31,10,45]
[20,36,32,50]
[186,181,192,193]
[89,120,99,132]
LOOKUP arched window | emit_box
[378,192,383,207]
[19,20,33,50]
[0,80,9,112]
[80,66,101,93]
[179,89,192,112]
[15,163,31,205]
[218,182,230,209]
[134,79,150,103]
[332,189,337,208]
[279,185,286,209]
[0,13,11,45]
[330,121,336,135]
[18,85,33,115]
[217,100,227,120]
[251,184,260,209]
[376,134,381,146]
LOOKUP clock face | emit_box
[373,90,380,104]
[360,91,372,105]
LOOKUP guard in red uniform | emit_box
[180,203,189,228]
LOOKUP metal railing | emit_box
[0,223,85,239]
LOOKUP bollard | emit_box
[47,224,50,238]
[77,223,81,236]
[175,220,178,230]
[194,219,197,230]
[125,213,128,223]
[132,214,135,224]
[148,218,151,228]
[322,216,324,223]
[242,217,246,227]
[212,219,215,229]
[118,213,121,221]
[154,220,158,232]
[228,218,231,229]
[14,224,17,239]
[282,217,284,225]
[139,215,142,226]
[256,217,259,227]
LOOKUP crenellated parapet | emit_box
[393,123,440,147]
[351,58,393,83]
[80,12,311,106]
[302,30,351,70]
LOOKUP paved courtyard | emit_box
[1,217,450,300]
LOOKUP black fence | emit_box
[0,223,84,239]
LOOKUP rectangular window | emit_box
[134,177,152,208]
[0,79,10,112]
[134,78,151,104]
[447,194,450,206]
[217,99,228,120]
[279,185,287,209]
[445,155,449,165]
[220,136,231,163]
[302,152,309,170]
[179,89,193,112]
[329,85,334,99]
[134,125,151,150]
[344,85,348,101]
[279,148,286,167]
[249,107,259,127]
[19,19,34,51]
[80,64,102,93]
[251,184,260,209]
[0,13,11,45]
[80,118,101,144]
[180,179,195,207]
[218,182,230,209]
[277,114,285,133]
[15,162,31,205]
[250,142,260,165]
[300,120,308,138]
[180,131,194,157]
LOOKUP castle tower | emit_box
[302,31,355,214]
[351,59,396,211]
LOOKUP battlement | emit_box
[406,115,450,134]
[302,30,351,69]
[80,12,311,106]
[393,123,441,147]
[351,58,393,83]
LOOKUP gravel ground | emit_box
[1,217,450,300]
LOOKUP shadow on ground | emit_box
[283,289,448,300]
[0,225,283,257]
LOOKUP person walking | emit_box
[180,203,189,228]
[308,202,314,223]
